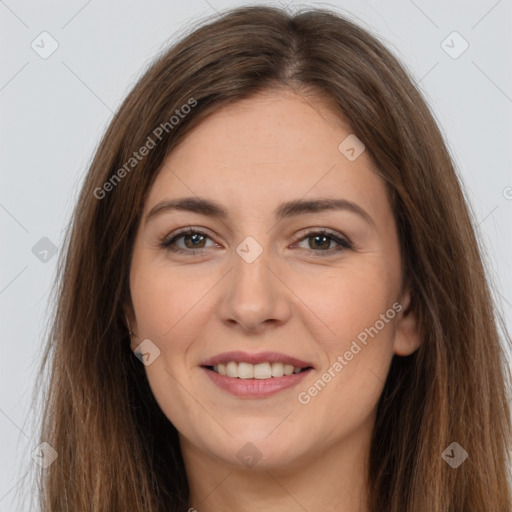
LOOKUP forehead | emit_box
[144,89,386,220]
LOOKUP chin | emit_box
[220,431,306,470]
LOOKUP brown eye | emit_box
[160,228,216,254]
[181,232,207,249]
[296,230,352,255]
[307,234,332,250]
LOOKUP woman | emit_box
[33,5,512,511]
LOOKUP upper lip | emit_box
[200,351,314,369]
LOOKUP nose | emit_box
[216,248,292,334]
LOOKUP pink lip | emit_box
[202,366,313,398]
[200,350,313,369]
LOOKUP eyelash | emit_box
[159,227,353,257]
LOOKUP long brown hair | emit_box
[30,5,512,511]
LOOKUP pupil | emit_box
[186,234,204,248]
[312,235,329,250]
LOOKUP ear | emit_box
[393,287,422,356]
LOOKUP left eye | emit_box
[160,228,352,255]
[295,230,352,253]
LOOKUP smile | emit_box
[207,361,310,379]
[201,364,313,398]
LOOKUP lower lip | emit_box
[201,367,313,398]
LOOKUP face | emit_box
[127,88,420,471]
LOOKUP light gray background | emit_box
[1,0,511,509]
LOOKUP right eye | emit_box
[160,227,219,255]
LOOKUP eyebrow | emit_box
[144,196,375,227]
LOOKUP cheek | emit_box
[293,261,397,348]
[130,264,211,433]
[130,261,212,341]
[291,263,397,411]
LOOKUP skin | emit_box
[126,88,421,512]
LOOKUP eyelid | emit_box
[160,226,218,250]
[294,226,352,244]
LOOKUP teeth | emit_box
[226,361,238,378]
[271,362,284,377]
[238,362,254,379]
[211,361,307,379]
[254,363,271,379]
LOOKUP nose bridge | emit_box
[234,242,271,296]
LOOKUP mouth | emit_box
[200,358,314,398]
[199,351,314,397]
[203,361,313,379]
